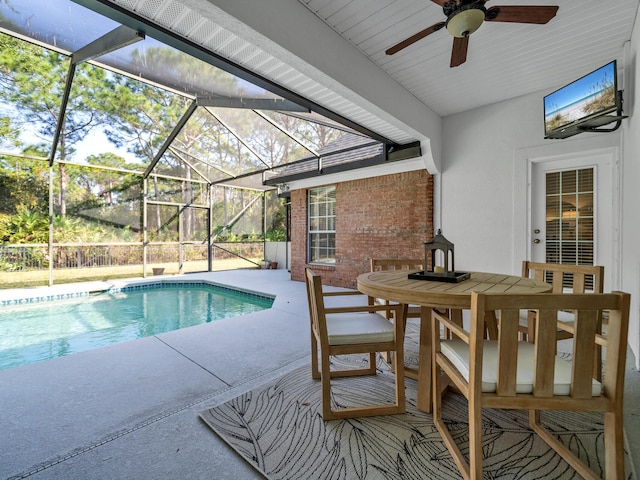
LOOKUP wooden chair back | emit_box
[520,261,604,342]
[433,291,630,480]
[521,261,604,294]
[370,258,423,272]
[369,258,426,368]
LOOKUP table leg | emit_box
[416,306,433,413]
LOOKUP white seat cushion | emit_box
[440,340,601,396]
[519,309,532,327]
[326,313,395,345]
[519,309,576,327]
[557,310,575,323]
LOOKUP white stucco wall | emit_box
[622,13,640,366]
[441,93,540,274]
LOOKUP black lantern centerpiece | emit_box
[408,229,470,283]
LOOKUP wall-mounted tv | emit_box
[544,60,624,139]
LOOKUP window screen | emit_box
[308,186,335,264]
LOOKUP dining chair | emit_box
[519,261,605,341]
[519,261,605,379]
[432,290,630,480]
[305,268,406,420]
[369,258,425,365]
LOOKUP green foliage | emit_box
[0,116,20,149]
[0,34,108,156]
[265,190,287,241]
[266,227,286,241]
[0,205,48,243]
[0,204,140,245]
[0,30,337,250]
[0,158,48,215]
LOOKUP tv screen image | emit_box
[544,61,617,137]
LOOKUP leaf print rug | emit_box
[199,325,631,480]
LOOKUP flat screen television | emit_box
[544,60,621,139]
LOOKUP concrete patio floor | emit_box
[0,269,638,479]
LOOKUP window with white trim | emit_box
[308,186,335,264]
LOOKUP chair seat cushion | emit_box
[326,313,395,345]
[519,310,576,327]
[440,340,601,396]
[557,310,576,323]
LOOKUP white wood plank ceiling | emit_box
[299,0,640,116]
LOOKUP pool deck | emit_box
[0,269,638,480]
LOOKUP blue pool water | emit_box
[0,283,273,370]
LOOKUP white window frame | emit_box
[308,186,336,264]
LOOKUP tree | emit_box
[98,44,249,239]
[0,33,110,215]
[0,116,20,150]
[83,153,139,206]
[0,145,49,216]
[0,29,330,250]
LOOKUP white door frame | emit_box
[513,135,622,290]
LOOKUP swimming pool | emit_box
[0,282,273,370]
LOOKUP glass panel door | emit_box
[545,168,594,288]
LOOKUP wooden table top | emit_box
[357,270,552,309]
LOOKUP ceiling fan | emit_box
[385,0,559,67]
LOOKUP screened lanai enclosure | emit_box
[0,0,410,287]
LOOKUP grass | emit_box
[582,85,615,115]
[0,257,262,289]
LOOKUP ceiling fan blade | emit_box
[429,0,448,6]
[385,22,446,55]
[450,36,469,67]
[485,5,559,24]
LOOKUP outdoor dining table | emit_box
[356,270,552,412]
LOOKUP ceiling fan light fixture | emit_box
[446,6,486,38]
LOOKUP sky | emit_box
[72,130,137,164]
[9,122,138,165]
[544,61,615,114]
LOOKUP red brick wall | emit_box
[290,169,434,288]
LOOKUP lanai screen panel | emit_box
[156,107,246,182]
[168,108,272,183]
[206,107,313,168]
[64,164,143,235]
[0,0,119,54]
[0,156,50,235]
[215,174,271,192]
[211,186,263,240]
[1,0,382,186]
[147,172,208,206]
[0,32,69,159]
[90,77,193,169]
[147,204,179,242]
[97,38,283,101]
[258,111,349,152]
[0,0,288,103]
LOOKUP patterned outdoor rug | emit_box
[199,324,631,480]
